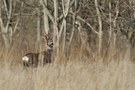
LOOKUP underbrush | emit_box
[0,38,134,90]
[0,47,135,90]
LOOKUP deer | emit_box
[22,34,53,68]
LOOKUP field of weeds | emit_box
[0,45,135,90]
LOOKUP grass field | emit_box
[0,44,135,90]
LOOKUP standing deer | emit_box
[22,34,53,68]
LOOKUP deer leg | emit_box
[32,54,39,67]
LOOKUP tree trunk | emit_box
[0,0,13,49]
[95,0,103,58]
[40,0,50,34]
[53,0,59,57]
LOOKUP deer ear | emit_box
[44,33,49,40]
[41,35,47,42]
[44,32,51,39]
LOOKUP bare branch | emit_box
[69,11,99,34]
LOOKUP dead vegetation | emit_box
[0,49,135,90]
[0,38,134,90]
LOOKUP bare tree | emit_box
[95,0,103,58]
[0,0,22,49]
[0,0,13,48]
[40,0,50,35]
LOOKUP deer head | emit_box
[44,33,53,49]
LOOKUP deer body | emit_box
[22,53,39,67]
[43,48,53,64]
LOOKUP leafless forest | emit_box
[0,0,135,90]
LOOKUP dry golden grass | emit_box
[0,59,135,90]
[0,35,134,90]
[0,44,135,90]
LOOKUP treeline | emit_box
[0,0,135,60]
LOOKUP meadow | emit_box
[0,42,134,90]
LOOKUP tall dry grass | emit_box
[0,41,135,90]
[0,58,135,90]
[0,31,134,90]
